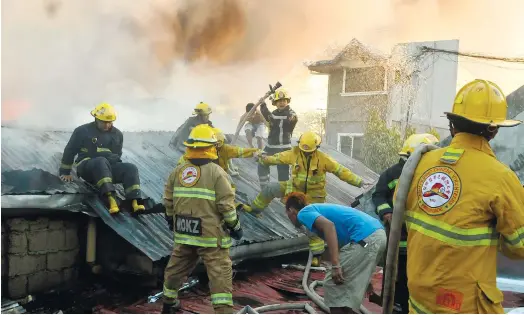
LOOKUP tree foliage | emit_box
[295,110,326,138]
[362,109,404,173]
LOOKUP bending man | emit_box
[285,192,386,314]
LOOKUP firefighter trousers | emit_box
[77,156,142,199]
[257,146,290,189]
[163,244,233,314]
[251,182,325,255]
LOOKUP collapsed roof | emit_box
[1,126,377,263]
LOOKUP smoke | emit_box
[2,0,523,131]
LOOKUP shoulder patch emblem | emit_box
[179,165,201,187]
[417,166,461,216]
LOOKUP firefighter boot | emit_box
[107,193,120,214]
[161,300,181,314]
[131,199,145,212]
[312,255,322,267]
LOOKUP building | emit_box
[306,39,459,160]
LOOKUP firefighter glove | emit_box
[164,214,174,231]
[226,220,243,241]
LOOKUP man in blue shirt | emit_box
[285,192,387,314]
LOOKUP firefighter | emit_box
[169,102,214,152]
[162,124,243,314]
[59,103,145,214]
[396,79,524,314]
[372,133,439,313]
[242,131,366,266]
[258,88,298,189]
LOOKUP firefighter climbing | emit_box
[372,133,439,313]
[169,102,214,152]
[59,103,145,214]
[394,79,524,314]
[162,124,243,314]
[258,88,298,189]
[242,130,366,267]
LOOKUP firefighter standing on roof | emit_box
[242,131,365,267]
[372,133,439,314]
[258,88,298,189]
[169,102,214,152]
[162,125,243,314]
[59,103,145,214]
[395,79,524,314]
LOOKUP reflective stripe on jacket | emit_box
[400,133,524,314]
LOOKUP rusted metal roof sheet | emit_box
[1,126,376,262]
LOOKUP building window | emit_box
[342,66,386,96]
[337,133,364,160]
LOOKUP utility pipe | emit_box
[382,144,439,313]
[86,217,101,274]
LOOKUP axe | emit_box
[230,81,282,145]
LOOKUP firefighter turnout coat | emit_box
[260,146,363,200]
[400,133,524,314]
[164,160,239,248]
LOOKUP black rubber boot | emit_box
[161,300,181,314]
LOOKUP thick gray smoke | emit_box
[2,0,523,131]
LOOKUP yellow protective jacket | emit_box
[163,160,239,248]
[261,146,363,199]
[399,133,524,314]
[178,144,259,172]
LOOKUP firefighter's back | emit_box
[405,133,515,314]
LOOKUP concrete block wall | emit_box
[3,217,81,299]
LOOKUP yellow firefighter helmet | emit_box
[183,124,217,148]
[272,88,291,105]
[212,127,226,147]
[193,102,212,115]
[446,79,521,127]
[90,103,117,122]
[298,131,322,152]
[399,133,440,156]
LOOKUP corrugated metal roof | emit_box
[1,126,377,261]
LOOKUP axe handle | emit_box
[231,83,281,145]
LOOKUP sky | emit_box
[2,0,523,132]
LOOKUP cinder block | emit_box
[64,221,79,229]
[47,270,62,288]
[7,275,28,299]
[62,268,78,283]
[27,271,48,292]
[48,220,65,230]
[47,230,66,251]
[8,254,46,276]
[29,218,49,231]
[28,230,48,253]
[64,229,79,250]
[47,249,79,271]
[7,218,29,232]
[8,232,28,254]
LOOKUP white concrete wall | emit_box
[388,39,459,132]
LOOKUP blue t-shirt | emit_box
[297,203,383,247]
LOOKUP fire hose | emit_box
[381,144,439,314]
[231,82,282,145]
